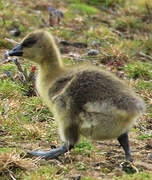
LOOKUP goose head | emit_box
[8,31,62,67]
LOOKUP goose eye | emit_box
[22,37,37,48]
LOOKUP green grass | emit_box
[0,80,22,97]
[123,62,152,80]
[0,147,13,153]
[0,63,17,72]
[0,39,13,48]
[81,178,98,180]
[115,172,152,180]
[70,3,99,15]
[73,140,95,156]
[142,38,152,54]
[138,134,152,140]
[68,0,125,7]
[114,16,146,33]
[136,80,152,91]
[76,161,89,171]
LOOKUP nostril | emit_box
[8,44,23,56]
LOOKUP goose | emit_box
[8,30,145,161]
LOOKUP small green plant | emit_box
[75,141,94,150]
[72,141,94,156]
[19,24,27,33]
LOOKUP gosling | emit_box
[8,30,145,161]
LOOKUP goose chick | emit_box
[8,30,145,161]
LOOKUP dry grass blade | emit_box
[0,151,39,174]
[136,51,152,61]
[145,0,152,22]
[4,38,19,46]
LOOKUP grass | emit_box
[138,134,152,140]
[0,0,152,179]
[0,79,23,98]
[73,140,95,156]
[0,39,13,49]
[136,80,152,91]
[70,3,99,15]
[123,61,152,80]
[115,172,152,180]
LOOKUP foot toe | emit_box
[27,150,56,159]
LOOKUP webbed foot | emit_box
[27,144,73,160]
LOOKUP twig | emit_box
[5,38,19,45]
[3,99,9,115]
[13,58,27,81]
[8,170,16,180]
[145,0,152,22]
[136,51,152,61]
[50,117,55,121]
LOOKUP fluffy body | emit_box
[37,65,144,145]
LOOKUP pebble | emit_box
[8,28,21,37]
[87,49,99,56]
[148,153,152,160]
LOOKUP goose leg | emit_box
[117,132,133,162]
[27,143,74,160]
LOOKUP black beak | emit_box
[8,44,23,56]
